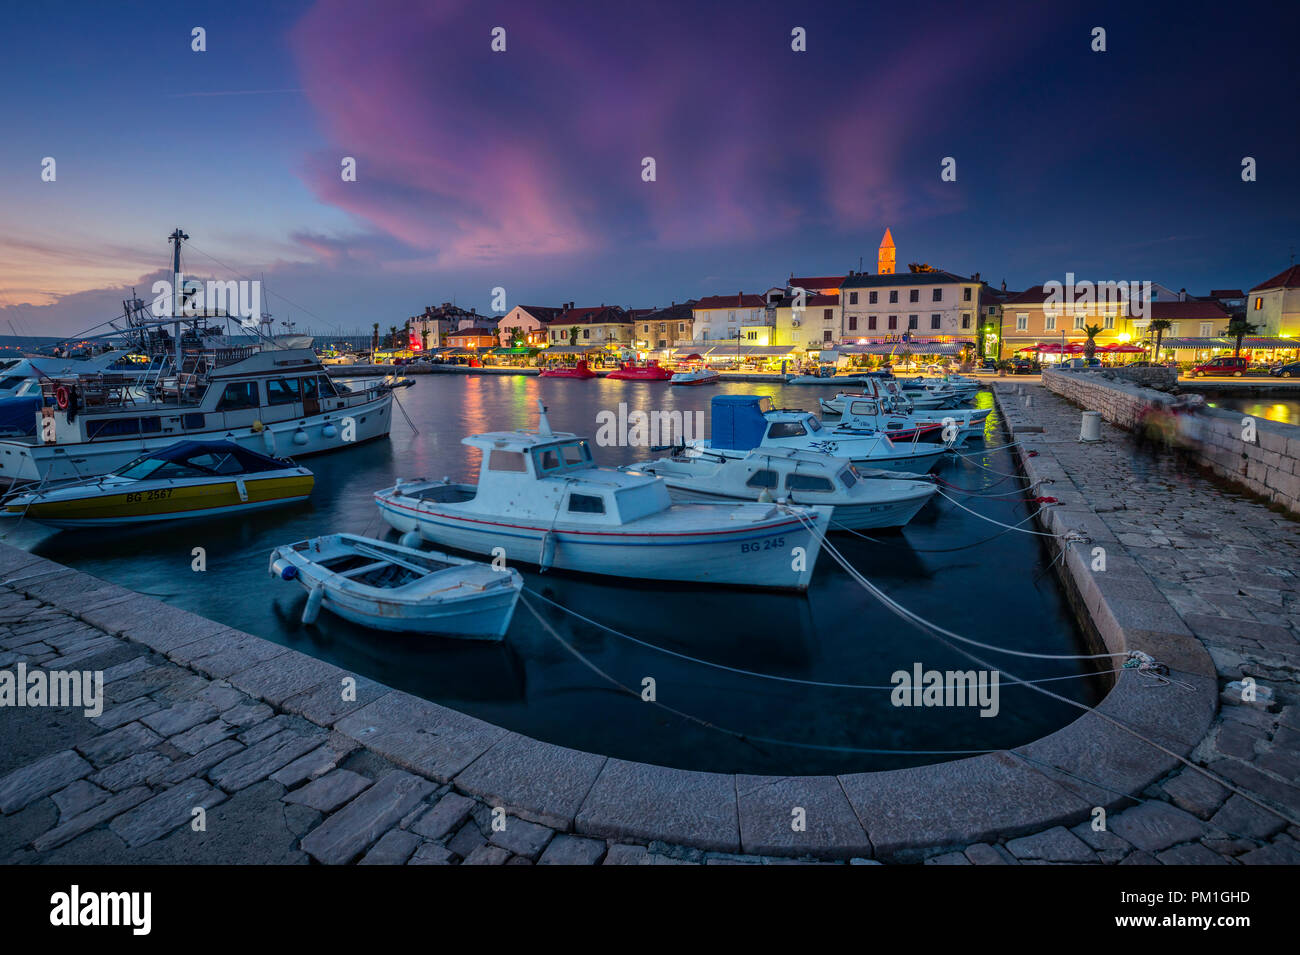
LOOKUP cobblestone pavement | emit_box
[0,382,1297,863]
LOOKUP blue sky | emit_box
[1,0,1297,337]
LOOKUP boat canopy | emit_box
[710,395,774,451]
[113,440,292,480]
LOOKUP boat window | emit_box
[768,421,806,438]
[0,376,25,390]
[266,378,300,405]
[186,452,244,475]
[568,493,605,514]
[488,450,528,472]
[786,474,834,492]
[839,467,858,488]
[116,455,166,479]
[535,448,562,472]
[806,417,823,432]
[745,469,778,489]
[561,442,590,465]
[216,381,259,411]
[299,376,320,399]
[317,375,338,397]
[850,401,878,416]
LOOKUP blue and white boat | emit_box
[625,447,936,530]
[269,533,522,640]
[687,395,947,473]
[373,402,830,591]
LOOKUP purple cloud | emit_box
[289,0,1036,268]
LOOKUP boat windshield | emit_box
[532,440,592,475]
[115,455,213,480]
[839,466,857,488]
[805,416,823,432]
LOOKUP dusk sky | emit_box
[1,0,1297,338]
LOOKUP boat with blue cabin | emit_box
[687,395,947,473]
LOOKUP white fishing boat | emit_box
[687,395,947,473]
[785,368,872,385]
[625,447,936,530]
[822,385,949,414]
[374,401,831,591]
[825,380,991,444]
[2,439,313,528]
[670,367,721,386]
[269,533,523,640]
[0,230,394,484]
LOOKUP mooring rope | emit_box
[783,505,1300,828]
[523,587,1110,691]
[519,592,1001,758]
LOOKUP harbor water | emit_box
[5,375,1102,774]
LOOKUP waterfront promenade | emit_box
[0,383,1297,863]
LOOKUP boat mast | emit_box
[168,228,188,371]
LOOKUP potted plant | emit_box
[996,359,1012,377]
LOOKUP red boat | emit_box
[538,359,598,379]
[606,360,673,381]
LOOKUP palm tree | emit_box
[1149,318,1172,363]
[1083,323,1103,360]
[1224,316,1260,357]
[569,326,579,347]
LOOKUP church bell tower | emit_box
[878,228,895,275]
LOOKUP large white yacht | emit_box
[0,230,393,484]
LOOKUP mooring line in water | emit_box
[523,588,1110,692]
[830,506,1052,553]
[519,593,1002,758]
[788,508,1300,828]
[934,489,1068,537]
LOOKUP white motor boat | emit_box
[785,368,872,385]
[670,367,721,386]
[269,533,523,640]
[373,401,831,591]
[687,395,947,473]
[825,380,991,444]
[626,447,936,530]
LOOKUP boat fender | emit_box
[538,531,556,572]
[235,478,248,503]
[293,428,309,446]
[757,488,773,503]
[399,530,421,549]
[251,419,265,432]
[302,583,324,625]
[322,423,338,439]
[280,565,298,581]
[262,427,276,455]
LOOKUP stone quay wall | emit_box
[1043,368,1300,516]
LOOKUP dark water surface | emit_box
[8,375,1103,774]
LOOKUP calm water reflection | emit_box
[9,375,1101,773]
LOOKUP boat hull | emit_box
[375,488,829,591]
[661,483,934,530]
[269,537,521,639]
[5,473,313,528]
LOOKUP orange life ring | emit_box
[56,386,70,410]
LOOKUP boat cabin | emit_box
[33,348,368,446]
[459,425,672,525]
[710,395,827,451]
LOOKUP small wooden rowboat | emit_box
[269,533,523,640]
[1,440,312,528]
